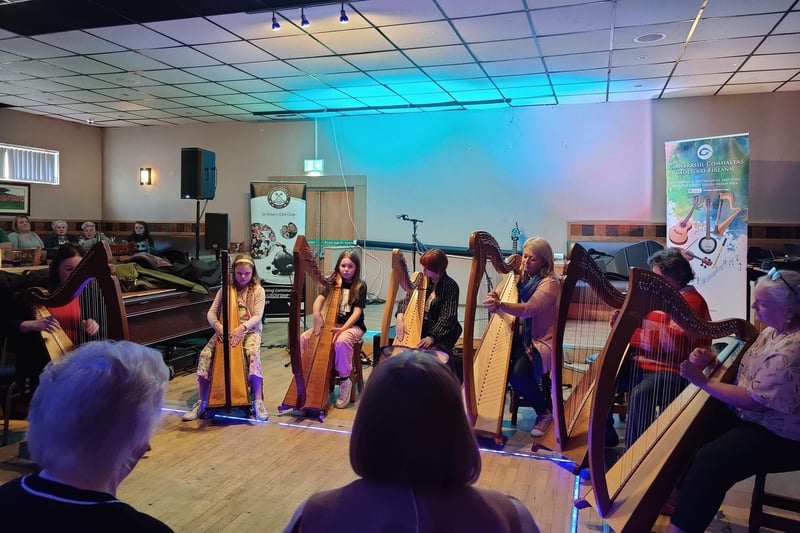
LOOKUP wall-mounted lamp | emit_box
[339,3,349,24]
[139,167,152,186]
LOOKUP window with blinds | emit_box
[0,142,60,184]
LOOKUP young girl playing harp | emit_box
[183,254,267,421]
[300,249,367,409]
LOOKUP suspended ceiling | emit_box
[0,0,798,127]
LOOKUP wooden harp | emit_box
[281,235,341,420]
[462,231,522,443]
[24,241,128,359]
[378,249,427,357]
[206,250,250,411]
[533,243,626,470]
[576,268,758,532]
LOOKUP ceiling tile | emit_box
[380,21,462,48]
[87,24,182,49]
[138,47,221,68]
[530,3,613,35]
[252,34,335,59]
[314,27,394,54]
[469,40,539,62]
[35,30,124,54]
[0,37,71,59]
[144,18,240,45]
[452,13,533,43]
[693,13,783,40]
[194,41,276,64]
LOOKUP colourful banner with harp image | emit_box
[665,133,749,320]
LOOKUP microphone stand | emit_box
[398,214,424,270]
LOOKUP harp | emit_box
[206,250,250,411]
[280,235,341,420]
[533,243,626,470]
[576,268,758,532]
[379,249,427,356]
[462,231,522,443]
[714,191,743,235]
[24,241,128,358]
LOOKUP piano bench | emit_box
[329,341,365,404]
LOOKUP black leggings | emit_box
[671,410,800,532]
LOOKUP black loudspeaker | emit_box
[205,213,229,250]
[181,147,216,199]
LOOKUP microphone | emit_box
[396,214,407,219]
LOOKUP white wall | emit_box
[3,91,798,253]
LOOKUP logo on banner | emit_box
[268,186,291,209]
[697,144,713,160]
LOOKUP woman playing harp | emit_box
[668,269,800,533]
[4,243,125,389]
[183,254,267,422]
[387,249,461,370]
[484,237,560,439]
[577,267,759,533]
[461,231,521,441]
[622,247,711,448]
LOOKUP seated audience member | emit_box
[127,220,156,254]
[8,215,45,251]
[484,237,560,438]
[78,221,109,250]
[0,340,173,532]
[283,350,540,533]
[394,248,462,371]
[0,225,10,245]
[43,219,78,248]
[667,269,800,533]
[623,247,711,447]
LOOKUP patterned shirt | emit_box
[735,326,800,441]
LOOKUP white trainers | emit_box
[254,399,269,421]
[182,400,205,421]
[335,378,353,408]
[530,412,553,437]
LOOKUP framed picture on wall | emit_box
[0,182,31,215]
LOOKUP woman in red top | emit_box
[624,247,711,447]
[4,243,99,390]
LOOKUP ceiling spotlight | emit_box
[301,8,310,28]
[272,12,281,31]
[339,3,349,24]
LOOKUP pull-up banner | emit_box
[250,182,307,320]
[665,133,749,320]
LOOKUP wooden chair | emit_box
[329,341,364,404]
[509,372,551,426]
[749,471,800,533]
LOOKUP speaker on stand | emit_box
[181,148,217,259]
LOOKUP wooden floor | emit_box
[1,306,796,532]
